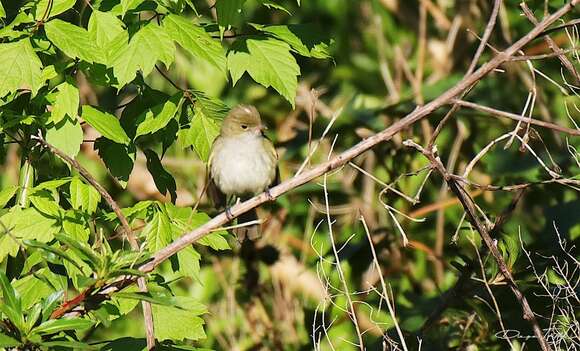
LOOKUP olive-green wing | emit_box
[262,134,280,186]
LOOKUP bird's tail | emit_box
[234,208,261,242]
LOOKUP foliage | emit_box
[0,0,578,350]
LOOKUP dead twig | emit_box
[428,0,503,147]
[452,99,580,136]
[403,140,552,351]
[521,2,580,85]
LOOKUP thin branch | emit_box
[155,64,184,91]
[140,0,579,275]
[537,18,580,37]
[428,0,503,147]
[511,47,578,61]
[33,135,156,350]
[404,140,552,351]
[452,99,580,136]
[521,2,580,84]
[361,215,409,351]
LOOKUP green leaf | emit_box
[0,207,59,261]
[0,271,21,314]
[114,292,177,306]
[144,149,177,202]
[41,291,64,322]
[0,2,5,19]
[51,81,80,123]
[250,24,332,59]
[546,268,567,286]
[45,19,101,63]
[33,0,76,20]
[152,297,207,341]
[32,318,95,335]
[88,10,128,66]
[112,22,175,87]
[62,210,90,242]
[177,93,228,161]
[163,14,226,74]
[227,37,299,106]
[29,191,61,217]
[120,0,145,15]
[25,303,43,332]
[55,233,101,272]
[166,205,230,251]
[45,117,84,158]
[215,0,246,39]
[82,105,130,145]
[12,272,54,310]
[499,234,519,269]
[41,65,58,82]
[259,1,291,14]
[0,185,18,208]
[0,12,34,40]
[0,39,44,97]
[0,333,20,348]
[0,273,24,331]
[0,207,59,243]
[69,177,101,214]
[176,246,201,280]
[40,340,98,350]
[135,93,184,139]
[143,210,172,252]
[23,240,84,272]
[94,137,135,188]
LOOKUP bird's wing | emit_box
[207,136,227,208]
[262,135,280,186]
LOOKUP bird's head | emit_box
[220,105,267,137]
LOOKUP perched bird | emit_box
[208,105,278,241]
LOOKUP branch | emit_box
[46,0,579,331]
[428,0,503,147]
[403,140,552,351]
[521,2,580,85]
[420,189,526,333]
[452,99,580,136]
[139,0,579,275]
[33,135,157,350]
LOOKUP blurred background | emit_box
[2,0,579,350]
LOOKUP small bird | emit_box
[208,105,278,241]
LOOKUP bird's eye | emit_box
[241,125,248,129]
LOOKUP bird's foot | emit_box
[225,207,234,221]
[265,188,275,202]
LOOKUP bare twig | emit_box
[521,2,580,84]
[428,0,503,147]
[361,215,409,351]
[403,140,552,351]
[452,99,580,136]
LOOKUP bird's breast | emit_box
[210,134,276,196]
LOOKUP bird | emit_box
[208,105,279,242]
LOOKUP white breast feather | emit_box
[211,134,276,196]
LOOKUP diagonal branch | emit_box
[520,2,580,85]
[139,0,579,274]
[403,140,552,351]
[33,135,157,350]
[48,0,579,325]
[428,0,503,147]
[451,99,580,135]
